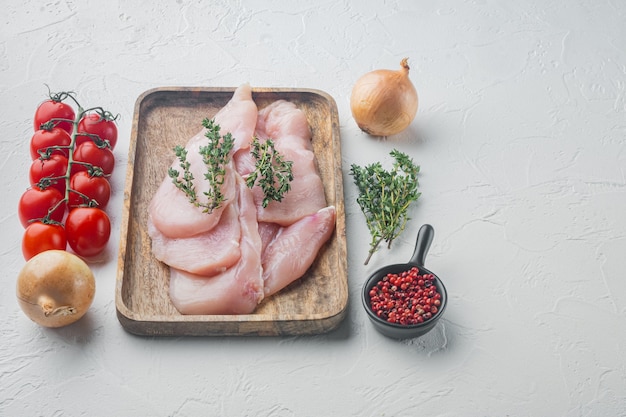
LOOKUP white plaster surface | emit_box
[2,0,626,415]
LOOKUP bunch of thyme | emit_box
[245,136,294,208]
[168,118,234,213]
[350,149,421,265]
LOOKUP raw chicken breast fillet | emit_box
[148,135,236,239]
[148,83,258,239]
[169,174,265,315]
[218,83,258,154]
[148,202,241,276]
[250,100,327,226]
[261,206,336,297]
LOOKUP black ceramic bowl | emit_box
[362,224,448,339]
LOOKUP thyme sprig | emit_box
[168,118,234,213]
[246,137,294,208]
[350,149,421,265]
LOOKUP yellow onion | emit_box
[350,58,418,137]
[16,250,96,328]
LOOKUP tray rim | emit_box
[115,86,347,336]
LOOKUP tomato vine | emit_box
[19,88,119,260]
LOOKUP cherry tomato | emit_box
[18,186,66,228]
[68,171,111,209]
[22,221,67,261]
[65,207,111,257]
[72,141,115,176]
[29,127,72,160]
[77,112,118,149]
[34,99,75,134]
[29,154,69,194]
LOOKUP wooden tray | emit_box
[115,87,348,336]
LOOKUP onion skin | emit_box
[350,58,418,137]
[16,250,95,328]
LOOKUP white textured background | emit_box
[2,1,626,416]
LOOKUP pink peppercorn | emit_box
[368,266,442,325]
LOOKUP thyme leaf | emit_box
[349,149,421,265]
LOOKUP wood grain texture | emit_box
[115,87,348,336]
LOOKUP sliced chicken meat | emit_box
[257,222,280,250]
[148,135,236,239]
[150,88,336,315]
[261,206,336,297]
[148,83,257,239]
[217,83,258,154]
[169,174,264,315]
[256,99,313,151]
[148,202,241,276]
[251,100,327,226]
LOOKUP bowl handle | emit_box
[408,224,434,267]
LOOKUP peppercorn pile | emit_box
[368,266,442,325]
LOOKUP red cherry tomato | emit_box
[22,221,67,261]
[68,171,111,209]
[72,141,115,176]
[77,112,118,149]
[65,207,111,257]
[29,154,69,194]
[29,127,72,160]
[34,99,75,134]
[18,186,66,228]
